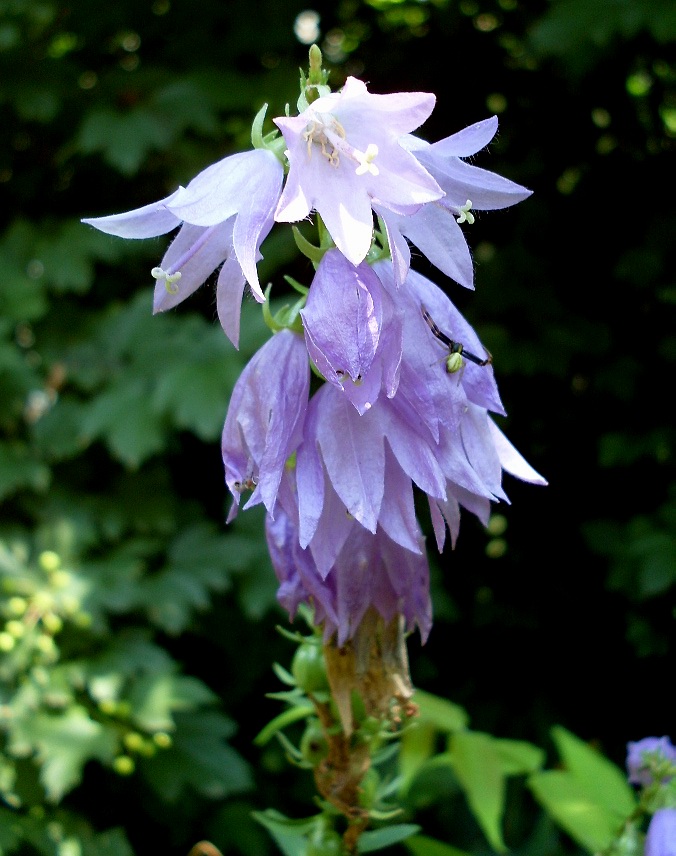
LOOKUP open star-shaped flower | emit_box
[273,77,443,266]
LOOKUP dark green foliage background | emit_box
[0,0,674,853]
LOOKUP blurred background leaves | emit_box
[0,0,674,853]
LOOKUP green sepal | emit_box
[292,226,327,265]
[252,809,324,856]
[272,661,297,687]
[251,103,268,149]
[253,704,315,746]
[284,274,309,296]
[356,824,421,853]
[262,283,305,335]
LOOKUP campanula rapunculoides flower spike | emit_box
[273,77,443,266]
[645,809,676,856]
[81,147,284,339]
[379,117,532,288]
[221,329,309,520]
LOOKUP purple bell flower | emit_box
[274,77,443,266]
[646,809,676,856]
[82,148,284,346]
[627,736,676,786]
[221,329,309,519]
[301,250,403,414]
[378,116,532,288]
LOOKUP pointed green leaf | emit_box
[412,690,469,733]
[494,738,546,776]
[253,705,315,746]
[449,731,507,852]
[528,769,623,852]
[398,721,437,796]
[252,809,320,856]
[405,834,472,856]
[550,726,636,820]
[357,824,421,853]
[9,706,117,802]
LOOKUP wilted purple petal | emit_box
[267,503,432,645]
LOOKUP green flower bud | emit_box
[113,755,135,776]
[300,719,328,766]
[291,642,329,693]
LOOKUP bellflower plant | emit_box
[81,45,548,853]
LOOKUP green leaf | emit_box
[140,524,235,634]
[398,720,437,797]
[253,705,315,746]
[142,711,252,802]
[528,769,623,852]
[77,107,173,175]
[412,690,469,733]
[252,810,321,856]
[0,443,51,500]
[550,726,636,821]
[128,673,217,732]
[357,824,421,853]
[449,731,507,852]
[405,834,472,856]
[8,706,117,802]
[494,738,546,776]
[79,377,167,467]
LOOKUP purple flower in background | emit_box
[222,329,309,519]
[378,116,532,288]
[266,504,432,646]
[646,809,676,856]
[627,736,676,786]
[82,148,284,346]
[274,77,443,266]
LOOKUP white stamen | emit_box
[151,267,182,294]
[355,143,379,176]
[456,199,475,225]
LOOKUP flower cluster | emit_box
[83,47,545,645]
